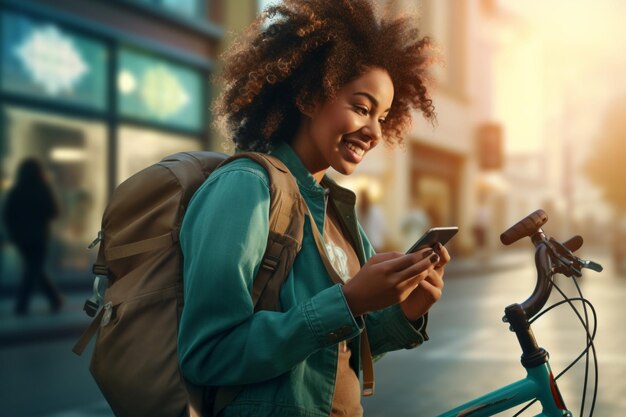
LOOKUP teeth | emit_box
[345,142,365,157]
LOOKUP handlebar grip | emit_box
[500,209,548,245]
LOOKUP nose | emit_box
[361,118,382,144]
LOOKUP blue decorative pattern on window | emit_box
[118,48,203,131]
[1,12,108,110]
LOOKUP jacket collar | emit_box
[270,143,356,205]
[271,142,364,263]
[270,143,326,197]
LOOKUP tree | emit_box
[584,97,626,215]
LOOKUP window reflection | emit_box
[131,0,205,20]
[1,106,107,281]
[1,12,108,110]
[117,125,202,184]
[118,48,203,131]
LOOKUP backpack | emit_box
[73,151,306,417]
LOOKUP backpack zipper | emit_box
[88,230,104,249]
[100,302,113,327]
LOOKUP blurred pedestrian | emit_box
[401,203,431,252]
[357,189,386,252]
[472,191,492,261]
[3,158,63,315]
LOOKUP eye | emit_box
[353,105,369,116]
[378,118,387,125]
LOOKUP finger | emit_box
[397,272,425,293]
[423,269,444,290]
[367,251,405,264]
[414,279,443,303]
[395,252,440,282]
[416,246,436,258]
[377,249,432,273]
[433,243,451,266]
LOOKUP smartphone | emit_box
[405,226,459,254]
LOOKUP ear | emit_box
[295,95,321,118]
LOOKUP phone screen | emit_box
[405,226,459,254]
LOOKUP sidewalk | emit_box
[444,249,531,278]
[0,291,93,346]
[0,250,530,347]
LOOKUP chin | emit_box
[332,162,358,176]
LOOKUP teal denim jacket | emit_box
[178,143,428,417]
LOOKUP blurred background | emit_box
[0,0,625,416]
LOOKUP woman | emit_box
[178,1,450,416]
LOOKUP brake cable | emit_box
[512,276,598,417]
[511,241,601,417]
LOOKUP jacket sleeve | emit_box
[357,223,430,356]
[177,164,362,386]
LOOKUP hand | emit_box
[400,242,451,321]
[342,247,440,317]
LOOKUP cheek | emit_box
[321,111,361,137]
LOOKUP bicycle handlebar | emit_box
[520,231,554,319]
[500,209,548,246]
[502,210,602,321]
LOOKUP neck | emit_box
[291,119,328,183]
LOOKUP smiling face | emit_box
[291,67,394,181]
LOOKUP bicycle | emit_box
[436,209,603,417]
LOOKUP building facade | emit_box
[335,0,478,256]
[0,0,515,288]
[0,0,227,287]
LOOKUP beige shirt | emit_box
[324,202,363,417]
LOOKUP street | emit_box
[363,250,625,417]
[1,250,623,417]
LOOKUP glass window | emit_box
[1,106,108,282]
[117,125,202,184]
[130,0,205,20]
[258,0,282,12]
[1,12,108,110]
[161,0,203,17]
[117,48,204,132]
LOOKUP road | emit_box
[1,250,623,417]
[363,251,624,417]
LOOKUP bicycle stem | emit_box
[504,303,549,368]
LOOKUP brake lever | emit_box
[547,237,603,274]
[580,259,603,273]
[547,238,583,277]
[549,237,575,259]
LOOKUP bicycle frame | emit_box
[436,362,568,417]
[436,232,573,417]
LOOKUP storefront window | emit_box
[258,0,282,12]
[118,48,204,132]
[131,0,205,20]
[0,12,108,110]
[1,106,108,283]
[409,142,462,252]
[117,125,202,184]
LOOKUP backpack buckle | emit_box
[83,275,108,317]
[92,264,109,276]
[261,255,280,272]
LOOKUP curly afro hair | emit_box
[213,0,436,152]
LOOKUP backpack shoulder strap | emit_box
[220,152,305,310]
[211,152,305,417]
